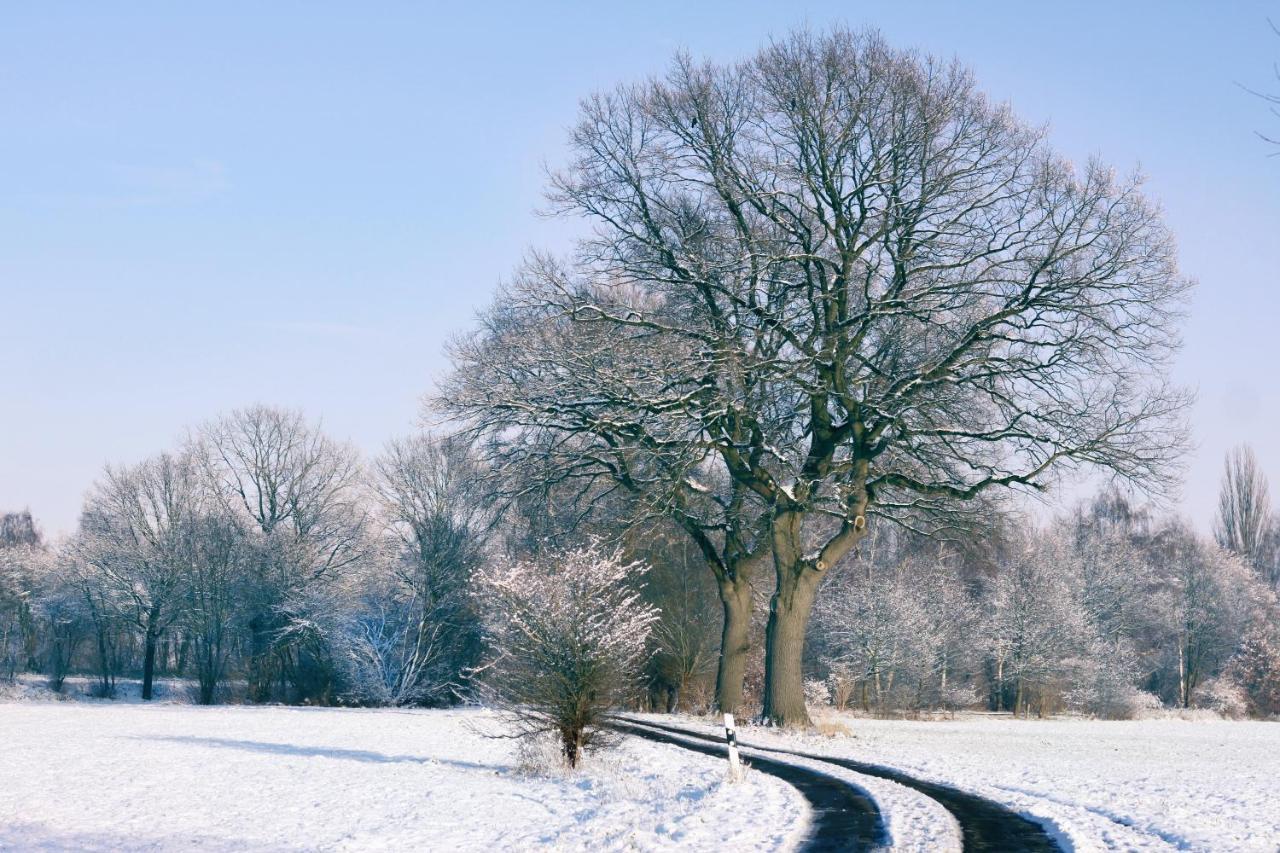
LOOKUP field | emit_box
[0,700,803,852]
[3,693,1279,851]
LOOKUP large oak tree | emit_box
[443,28,1190,725]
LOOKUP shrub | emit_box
[474,543,659,768]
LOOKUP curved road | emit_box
[611,720,887,851]
[627,717,1061,852]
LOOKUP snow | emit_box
[631,716,961,852]
[686,712,1280,853]
[7,690,1278,852]
[0,702,807,852]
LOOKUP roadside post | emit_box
[723,713,742,780]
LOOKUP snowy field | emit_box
[0,702,805,852]
[5,694,1279,852]
[666,712,1280,852]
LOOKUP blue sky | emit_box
[2,2,1277,535]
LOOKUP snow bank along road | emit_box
[624,717,1057,852]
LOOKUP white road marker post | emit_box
[723,713,743,781]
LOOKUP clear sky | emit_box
[2,2,1277,536]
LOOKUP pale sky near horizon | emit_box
[2,2,1278,537]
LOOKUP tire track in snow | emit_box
[631,718,1062,853]
[611,720,888,851]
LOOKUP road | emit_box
[621,717,1062,852]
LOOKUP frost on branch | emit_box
[473,543,658,768]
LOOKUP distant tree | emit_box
[1148,528,1263,708]
[1214,445,1272,570]
[79,452,201,700]
[193,405,368,702]
[0,510,41,549]
[69,549,128,698]
[0,516,42,680]
[474,543,658,768]
[29,551,88,692]
[1228,627,1280,716]
[1256,523,1280,592]
[350,434,488,705]
[816,544,929,712]
[987,536,1089,716]
[181,512,248,704]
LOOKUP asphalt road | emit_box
[625,717,1062,852]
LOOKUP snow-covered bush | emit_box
[1228,628,1280,717]
[826,669,857,711]
[1064,638,1144,718]
[513,731,570,777]
[474,543,659,768]
[1122,689,1166,719]
[804,678,831,708]
[1192,675,1249,719]
[940,684,981,712]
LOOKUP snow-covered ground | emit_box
[0,701,806,852]
[673,711,1280,852]
[7,687,1278,852]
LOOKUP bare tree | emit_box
[181,511,247,704]
[193,405,368,702]
[816,538,979,713]
[79,452,201,700]
[0,510,41,548]
[1214,445,1272,571]
[0,515,42,681]
[1148,526,1263,708]
[986,536,1090,716]
[29,550,87,692]
[444,27,1191,725]
[473,543,658,768]
[634,525,722,712]
[359,434,488,705]
[1246,19,1280,152]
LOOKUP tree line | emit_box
[0,407,486,706]
[3,415,1278,721]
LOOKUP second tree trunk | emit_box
[761,565,821,727]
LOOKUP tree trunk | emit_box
[176,635,190,675]
[142,633,158,701]
[761,564,821,727]
[995,656,1005,711]
[141,603,162,701]
[95,623,114,697]
[1177,638,1188,708]
[199,666,217,705]
[714,577,753,716]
